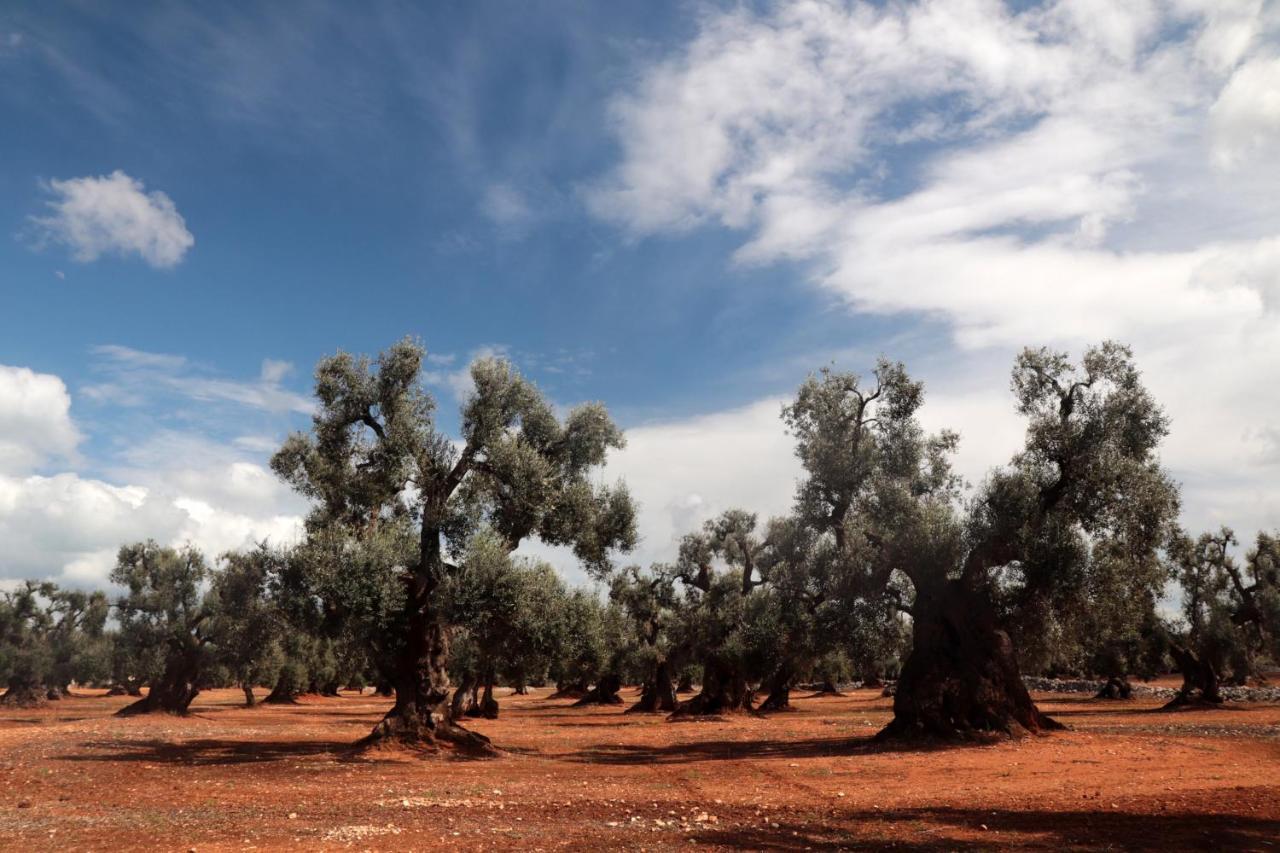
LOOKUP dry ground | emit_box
[1,682,1278,851]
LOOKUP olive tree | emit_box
[444,531,569,718]
[610,564,683,713]
[112,542,214,716]
[1164,527,1280,706]
[206,545,286,706]
[786,343,1179,739]
[272,339,634,749]
[668,509,772,715]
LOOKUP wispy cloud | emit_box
[589,0,1280,539]
[84,345,312,415]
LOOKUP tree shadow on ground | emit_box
[568,734,968,765]
[690,805,1280,851]
[57,737,400,766]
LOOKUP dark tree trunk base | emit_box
[758,687,793,712]
[548,681,590,700]
[1095,677,1132,700]
[627,663,677,714]
[263,683,301,705]
[1164,643,1223,711]
[574,674,623,706]
[479,681,499,719]
[878,579,1062,741]
[669,661,753,718]
[758,665,794,712]
[1,682,45,708]
[116,651,201,717]
[242,685,257,707]
[359,706,496,756]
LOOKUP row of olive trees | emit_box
[0,535,634,716]
[5,338,1277,749]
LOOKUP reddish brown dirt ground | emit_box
[2,683,1277,851]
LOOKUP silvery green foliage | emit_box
[272,339,635,574]
[445,530,570,688]
[785,342,1180,664]
[111,541,211,668]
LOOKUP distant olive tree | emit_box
[112,542,214,716]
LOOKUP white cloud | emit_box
[0,365,81,474]
[609,398,800,567]
[0,359,305,587]
[0,470,303,586]
[590,0,1280,540]
[29,170,194,268]
[1211,54,1280,170]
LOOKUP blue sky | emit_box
[2,1,1279,585]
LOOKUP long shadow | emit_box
[691,805,1280,851]
[57,737,372,766]
[568,733,966,765]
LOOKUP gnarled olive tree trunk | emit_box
[117,644,203,716]
[627,660,677,713]
[1165,642,1222,709]
[574,672,623,706]
[1,675,45,708]
[363,534,491,752]
[671,658,752,716]
[879,578,1061,739]
[757,663,794,712]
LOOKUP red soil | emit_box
[1,683,1277,850]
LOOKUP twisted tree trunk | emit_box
[879,579,1061,739]
[264,669,302,704]
[574,673,623,706]
[242,685,257,707]
[1,675,44,708]
[671,658,752,716]
[758,663,794,712]
[117,644,203,716]
[479,676,499,719]
[361,515,491,753]
[627,660,676,713]
[1164,643,1222,709]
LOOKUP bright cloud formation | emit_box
[0,365,81,475]
[590,0,1280,539]
[0,362,304,586]
[30,169,194,268]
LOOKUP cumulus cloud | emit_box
[0,365,81,474]
[0,470,303,586]
[1211,54,1280,171]
[29,170,194,268]
[589,0,1280,540]
[0,360,305,587]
